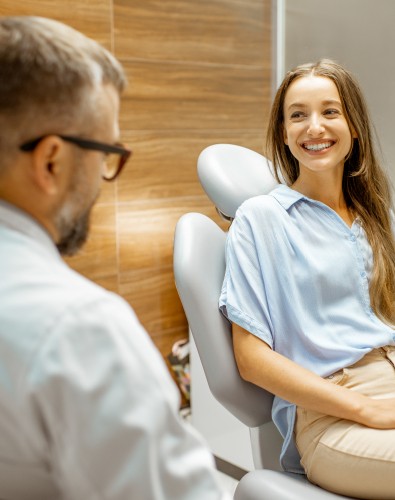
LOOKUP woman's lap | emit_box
[295,347,395,499]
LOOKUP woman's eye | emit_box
[324,108,340,116]
[290,111,305,120]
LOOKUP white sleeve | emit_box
[27,294,228,500]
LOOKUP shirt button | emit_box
[360,271,366,278]
[393,334,395,342]
[350,235,356,242]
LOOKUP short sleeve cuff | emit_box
[222,303,274,349]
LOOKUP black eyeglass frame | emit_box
[20,134,132,181]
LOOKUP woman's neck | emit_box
[291,171,354,227]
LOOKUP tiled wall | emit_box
[1,0,272,365]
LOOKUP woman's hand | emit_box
[232,323,395,429]
[358,398,395,429]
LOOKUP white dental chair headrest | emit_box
[197,144,279,220]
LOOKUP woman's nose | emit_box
[307,113,324,136]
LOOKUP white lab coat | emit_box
[0,201,227,500]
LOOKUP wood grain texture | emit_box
[0,0,112,49]
[114,0,270,67]
[119,60,270,131]
[118,264,190,361]
[119,265,186,336]
[117,130,267,203]
[117,196,227,272]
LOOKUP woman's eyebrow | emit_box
[287,99,342,111]
[287,102,307,110]
[322,99,342,106]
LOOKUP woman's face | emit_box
[282,75,356,178]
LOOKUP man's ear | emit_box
[29,136,65,195]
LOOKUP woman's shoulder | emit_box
[236,184,292,220]
[230,186,295,248]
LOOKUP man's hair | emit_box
[0,16,126,168]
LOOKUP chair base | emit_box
[234,469,354,500]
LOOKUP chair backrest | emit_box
[197,143,278,219]
[174,144,280,429]
[174,212,273,428]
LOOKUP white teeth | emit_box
[304,142,332,151]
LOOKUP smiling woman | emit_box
[266,60,395,325]
[219,59,395,499]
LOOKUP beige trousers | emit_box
[295,346,395,500]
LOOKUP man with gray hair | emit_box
[0,16,228,499]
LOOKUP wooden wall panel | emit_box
[119,266,186,335]
[117,197,227,273]
[119,61,269,131]
[118,130,267,203]
[114,0,272,362]
[114,0,269,67]
[0,0,112,49]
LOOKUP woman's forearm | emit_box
[232,323,395,429]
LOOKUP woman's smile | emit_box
[301,139,336,154]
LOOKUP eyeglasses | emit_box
[20,134,132,181]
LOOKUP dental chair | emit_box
[173,144,352,499]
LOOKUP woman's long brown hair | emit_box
[266,59,395,327]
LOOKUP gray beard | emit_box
[56,207,91,256]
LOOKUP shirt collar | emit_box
[269,184,306,210]
[0,199,60,259]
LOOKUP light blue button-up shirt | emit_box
[219,184,395,473]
